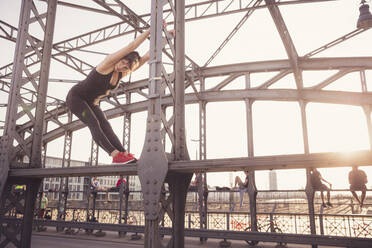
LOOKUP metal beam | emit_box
[18,88,372,147]
[265,0,303,89]
[9,150,372,177]
[14,56,372,135]
[5,217,372,247]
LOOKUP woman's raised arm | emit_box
[97,29,150,73]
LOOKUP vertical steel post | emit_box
[138,0,168,246]
[199,77,207,161]
[245,73,258,232]
[123,92,132,152]
[198,77,208,238]
[360,70,372,150]
[300,100,317,248]
[173,0,187,161]
[22,1,57,246]
[120,91,131,233]
[57,112,72,230]
[86,140,99,222]
[0,0,34,199]
[168,1,193,247]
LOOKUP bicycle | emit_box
[243,217,286,246]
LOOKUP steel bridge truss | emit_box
[1,0,372,248]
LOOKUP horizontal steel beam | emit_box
[37,89,372,144]
[202,57,372,77]
[9,150,372,178]
[16,56,372,131]
[4,217,371,247]
[11,57,372,154]
[9,163,137,178]
[170,150,372,173]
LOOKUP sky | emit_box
[1,0,372,190]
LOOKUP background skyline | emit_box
[1,0,372,190]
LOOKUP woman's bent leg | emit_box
[66,91,117,155]
[91,105,126,152]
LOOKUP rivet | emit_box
[154,147,158,151]
[147,129,151,132]
[147,138,151,142]
[145,200,149,205]
[153,180,157,185]
[146,180,150,184]
[153,191,157,195]
[147,148,151,152]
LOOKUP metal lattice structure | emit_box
[1,0,372,247]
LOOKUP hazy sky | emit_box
[1,0,372,190]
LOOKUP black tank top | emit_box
[72,68,122,105]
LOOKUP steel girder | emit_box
[8,149,372,178]
[0,0,341,79]
[1,1,371,247]
[9,88,372,159]
[0,1,57,247]
[39,0,338,28]
[7,56,372,151]
[3,217,372,247]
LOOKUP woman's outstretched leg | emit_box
[91,105,137,163]
[66,91,117,155]
[91,104,126,152]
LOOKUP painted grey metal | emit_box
[203,0,263,67]
[0,136,9,199]
[0,0,57,246]
[86,140,99,223]
[0,0,33,191]
[244,73,258,233]
[174,0,188,161]
[18,89,372,144]
[1,1,372,247]
[29,0,57,168]
[168,172,192,248]
[44,0,336,23]
[265,0,303,89]
[57,112,72,226]
[197,78,208,240]
[0,2,356,85]
[360,70,372,150]
[120,89,132,234]
[22,1,58,246]
[137,0,168,247]
[9,55,372,148]
[167,1,194,245]
[8,149,372,178]
[299,97,316,241]
[4,216,372,248]
[305,169,317,237]
[123,93,132,152]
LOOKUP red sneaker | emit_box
[112,152,137,164]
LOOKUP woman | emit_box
[66,29,150,164]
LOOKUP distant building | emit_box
[42,156,141,201]
[269,170,278,190]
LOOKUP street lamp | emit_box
[357,0,372,28]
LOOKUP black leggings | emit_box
[66,90,125,155]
